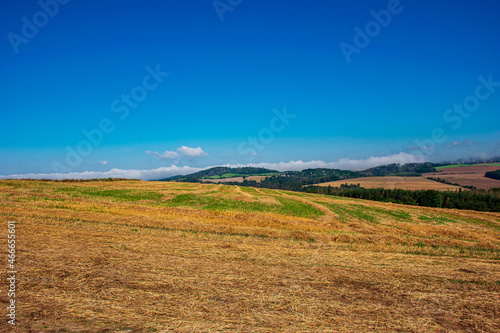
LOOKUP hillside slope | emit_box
[1,180,500,332]
[157,166,280,181]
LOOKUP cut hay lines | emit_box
[278,193,340,226]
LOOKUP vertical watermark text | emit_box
[6,221,16,326]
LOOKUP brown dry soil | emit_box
[1,180,500,332]
[425,165,500,190]
[315,176,462,191]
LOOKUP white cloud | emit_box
[145,146,208,160]
[0,165,203,181]
[145,150,179,160]
[96,161,108,166]
[0,152,428,180]
[406,144,433,152]
[443,140,473,149]
[221,152,427,171]
[176,146,208,158]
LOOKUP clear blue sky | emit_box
[1,0,499,179]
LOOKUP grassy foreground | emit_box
[1,180,500,332]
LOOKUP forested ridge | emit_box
[160,163,500,212]
[306,184,500,212]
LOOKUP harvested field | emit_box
[201,175,269,183]
[425,165,500,190]
[315,176,462,191]
[246,175,268,182]
[1,180,500,332]
[201,176,245,183]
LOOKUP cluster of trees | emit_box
[361,163,436,177]
[222,169,364,191]
[165,163,440,184]
[485,170,500,180]
[426,177,476,190]
[218,164,439,192]
[306,185,500,212]
[160,163,500,212]
[29,178,133,182]
[158,167,280,182]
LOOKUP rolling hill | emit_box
[1,179,500,332]
[157,166,281,182]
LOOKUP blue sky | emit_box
[1,0,500,179]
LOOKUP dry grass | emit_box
[1,180,500,332]
[316,176,462,191]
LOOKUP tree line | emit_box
[485,170,500,180]
[306,185,500,212]
[426,177,477,190]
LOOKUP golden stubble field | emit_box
[1,179,499,332]
[315,176,462,191]
[424,165,500,190]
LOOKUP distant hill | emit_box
[157,163,441,191]
[157,167,280,182]
[159,167,364,191]
[360,162,437,177]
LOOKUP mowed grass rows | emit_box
[1,180,500,332]
[3,180,500,257]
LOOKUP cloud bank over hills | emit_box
[0,153,426,180]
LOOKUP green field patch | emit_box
[15,194,68,204]
[459,217,500,231]
[165,193,322,219]
[316,202,378,223]
[350,207,378,223]
[167,193,213,206]
[197,190,220,195]
[276,191,308,197]
[240,187,264,196]
[418,214,500,231]
[359,206,413,222]
[258,188,282,195]
[274,197,323,219]
[56,186,163,202]
[0,180,24,189]
[418,215,455,225]
[204,175,223,179]
[435,163,500,170]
